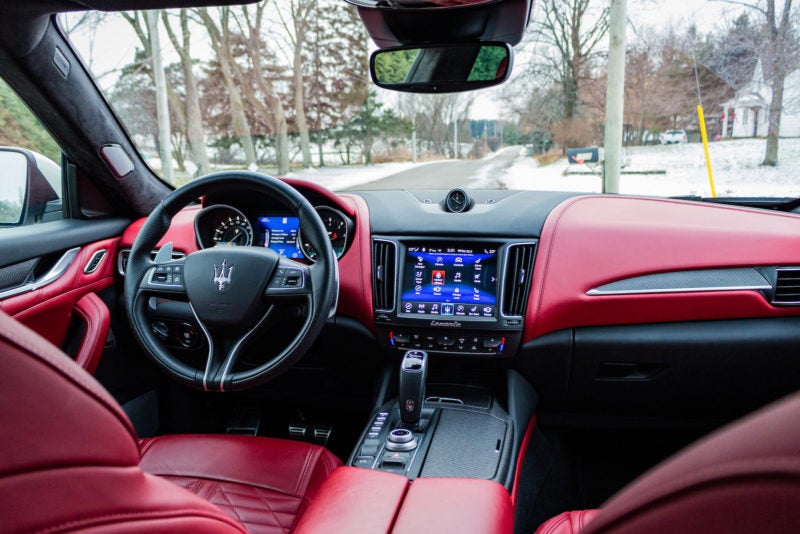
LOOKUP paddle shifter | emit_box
[398,350,428,428]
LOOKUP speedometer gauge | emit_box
[213,213,253,247]
[299,207,351,261]
[195,205,254,248]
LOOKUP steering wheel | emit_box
[124,172,338,392]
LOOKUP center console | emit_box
[349,350,527,489]
[372,237,537,357]
[357,237,539,489]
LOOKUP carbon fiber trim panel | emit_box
[588,268,771,296]
[0,258,38,292]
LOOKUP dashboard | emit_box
[117,180,800,421]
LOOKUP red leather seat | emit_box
[0,309,340,533]
[534,391,800,534]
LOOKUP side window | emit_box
[0,77,63,226]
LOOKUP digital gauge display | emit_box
[258,216,303,259]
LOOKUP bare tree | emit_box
[145,11,173,183]
[196,7,259,168]
[529,0,610,120]
[162,9,211,175]
[717,0,798,165]
[229,3,292,174]
[278,0,314,168]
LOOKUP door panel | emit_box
[71,292,111,374]
[0,234,121,371]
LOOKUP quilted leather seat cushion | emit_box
[535,511,600,534]
[140,434,342,533]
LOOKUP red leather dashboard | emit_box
[526,196,800,341]
[119,187,800,344]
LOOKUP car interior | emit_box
[0,0,799,533]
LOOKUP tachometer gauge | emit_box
[213,212,253,246]
[299,207,351,261]
[195,205,254,248]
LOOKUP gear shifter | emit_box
[398,350,428,428]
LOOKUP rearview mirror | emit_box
[370,42,513,93]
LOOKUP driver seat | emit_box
[0,309,341,533]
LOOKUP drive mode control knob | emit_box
[385,428,418,452]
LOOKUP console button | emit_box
[382,451,411,467]
[393,332,410,343]
[483,337,503,349]
[437,336,456,347]
[354,456,374,468]
[361,438,381,457]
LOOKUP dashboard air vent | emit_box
[372,240,396,312]
[502,243,536,317]
[773,268,800,305]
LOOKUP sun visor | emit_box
[346,0,532,48]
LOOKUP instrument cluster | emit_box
[195,204,351,261]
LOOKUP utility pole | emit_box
[453,116,458,159]
[603,0,627,194]
[411,94,417,163]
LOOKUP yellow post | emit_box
[697,105,717,198]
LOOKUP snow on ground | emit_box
[284,139,800,198]
[285,160,432,191]
[501,139,800,198]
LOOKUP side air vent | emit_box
[372,240,397,312]
[502,243,536,317]
[773,268,800,305]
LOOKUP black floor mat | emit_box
[514,425,709,533]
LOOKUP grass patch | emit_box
[535,151,564,167]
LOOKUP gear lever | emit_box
[398,350,428,428]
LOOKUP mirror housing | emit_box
[0,147,60,226]
[370,42,513,93]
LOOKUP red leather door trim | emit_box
[73,292,110,374]
[0,238,119,348]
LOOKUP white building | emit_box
[721,59,800,139]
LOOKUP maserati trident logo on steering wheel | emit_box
[213,259,234,291]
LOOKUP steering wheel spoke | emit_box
[264,258,312,298]
[196,304,275,392]
[138,259,188,299]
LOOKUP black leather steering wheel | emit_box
[124,172,338,392]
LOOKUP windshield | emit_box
[63,1,800,198]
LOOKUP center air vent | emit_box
[372,240,397,312]
[502,243,536,317]
[773,268,800,305]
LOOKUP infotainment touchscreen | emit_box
[258,216,303,259]
[400,243,498,318]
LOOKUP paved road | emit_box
[344,146,521,190]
